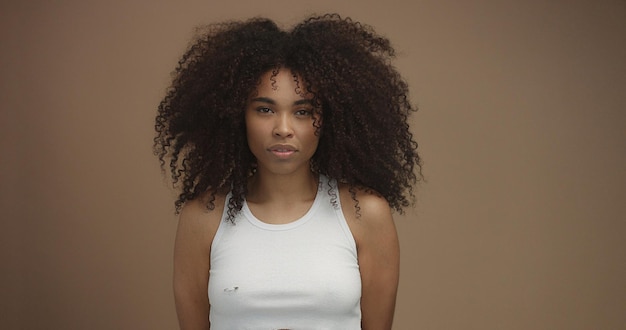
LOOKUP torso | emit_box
[207,175,362,329]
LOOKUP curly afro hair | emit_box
[154,13,422,220]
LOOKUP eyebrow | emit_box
[249,97,313,106]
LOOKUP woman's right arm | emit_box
[173,197,223,330]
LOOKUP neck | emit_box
[247,169,319,204]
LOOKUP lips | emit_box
[269,144,297,152]
[268,144,297,158]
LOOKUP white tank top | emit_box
[208,175,362,329]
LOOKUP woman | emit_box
[154,14,421,329]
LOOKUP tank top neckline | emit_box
[241,175,328,231]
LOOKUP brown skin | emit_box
[243,69,322,225]
[173,195,220,330]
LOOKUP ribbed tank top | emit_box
[208,175,362,329]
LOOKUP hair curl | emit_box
[154,13,422,220]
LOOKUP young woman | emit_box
[154,14,421,329]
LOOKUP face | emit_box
[245,68,320,177]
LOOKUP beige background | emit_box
[1,0,625,329]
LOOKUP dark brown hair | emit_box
[154,14,422,220]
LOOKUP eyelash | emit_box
[295,109,313,116]
[255,107,313,117]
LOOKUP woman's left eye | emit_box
[295,109,312,116]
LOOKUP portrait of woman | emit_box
[154,14,421,329]
[3,1,624,329]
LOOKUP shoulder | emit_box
[338,183,392,221]
[179,192,227,224]
[337,183,395,247]
[176,192,227,250]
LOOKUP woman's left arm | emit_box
[345,191,400,330]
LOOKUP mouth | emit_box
[268,144,297,158]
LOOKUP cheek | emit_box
[245,116,264,141]
[246,127,264,149]
[304,126,321,149]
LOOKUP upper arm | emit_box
[341,187,400,330]
[173,196,223,330]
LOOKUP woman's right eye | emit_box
[257,107,273,114]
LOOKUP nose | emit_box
[273,113,294,138]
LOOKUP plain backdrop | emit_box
[1,0,625,329]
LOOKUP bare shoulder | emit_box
[338,184,393,222]
[176,192,227,250]
[180,192,225,221]
[337,184,395,244]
